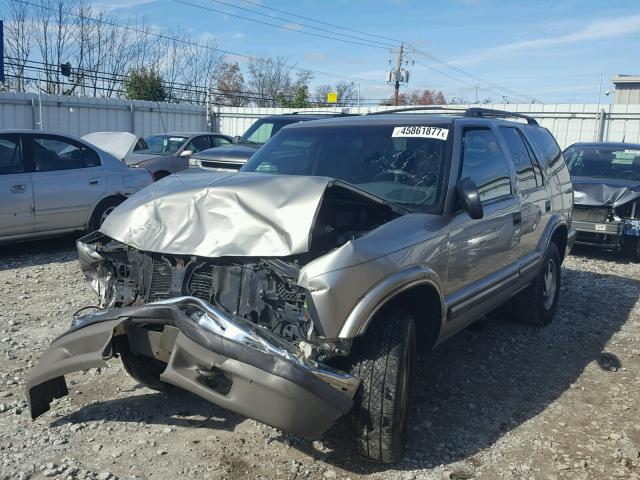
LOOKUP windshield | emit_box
[240,119,296,145]
[137,135,188,155]
[565,145,640,181]
[241,124,451,212]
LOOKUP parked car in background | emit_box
[564,142,640,258]
[28,108,574,464]
[94,132,233,180]
[0,130,152,243]
[189,114,332,171]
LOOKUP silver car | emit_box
[27,108,575,463]
[124,132,233,180]
[0,130,152,243]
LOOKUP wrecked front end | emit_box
[27,172,404,437]
[572,179,640,251]
[27,233,360,438]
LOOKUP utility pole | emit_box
[393,43,404,106]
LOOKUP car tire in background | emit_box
[622,238,640,262]
[512,241,561,326]
[89,197,123,231]
[346,308,416,464]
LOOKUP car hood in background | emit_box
[193,144,259,164]
[82,132,139,162]
[572,176,640,207]
[100,171,363,258]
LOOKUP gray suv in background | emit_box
[188,113,334,171]
[27,108,574,464]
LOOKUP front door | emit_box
[446,126,519,325]
[0,134,34,237]
[27,134,106,232]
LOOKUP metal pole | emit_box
[393,43,403,106]
[357,82,360,107]
[597,108,606,142]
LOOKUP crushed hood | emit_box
[82,132,139,162]
[100,171,342,257]
[572,177,640,208]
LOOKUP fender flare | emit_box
[338,265,444,339]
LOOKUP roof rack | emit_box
[463,107,538,125]
[367,106,467,115]
[289,109,353,116]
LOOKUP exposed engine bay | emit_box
[81,183,401,359]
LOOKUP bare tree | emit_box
[2,0,34,92]
[32,0,82,94]
[214,62,246,106]
[177,36,224,104]
[247,55,311,107]
[313,84,332,105]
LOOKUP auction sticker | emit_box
[392,126,449,140]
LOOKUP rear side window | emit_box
[527,127,562,169]
[500,127,541,190]
[31,136,101,172]
[0,136,23,175]
[461,128,512,203]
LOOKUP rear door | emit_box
[0,134,34,237]
[498,126,548,265]
[446,126,519,322]
[27,134,106,232]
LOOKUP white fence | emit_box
[1,92,639,149]
[213,104,640,149]
[0,92,208,138]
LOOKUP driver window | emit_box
[0,136,23,175]
[246,122,274,143]
[461,128,512,203]
[186,136,211,154]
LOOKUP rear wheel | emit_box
[346,308,416,464]
[512,242,561,326]
[89,197,122,231]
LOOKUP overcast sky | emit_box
[99,0,640,104]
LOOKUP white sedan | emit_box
[0,130,153,243]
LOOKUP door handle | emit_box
[89,178,101,185]
[513,212,522,225]
[10,184,26,194]
[545,200,551,212]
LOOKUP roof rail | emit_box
[289,109,353,116]
[367,106,467,115]
[463,107,538,125]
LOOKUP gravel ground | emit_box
[0,237,639,480]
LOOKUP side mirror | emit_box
[233,135,242,144]
[180,149,193,158]
[456,177,483,220]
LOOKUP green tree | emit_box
[124,68,168,101]
[277,85,310,108]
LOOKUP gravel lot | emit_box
[0,237,639,480]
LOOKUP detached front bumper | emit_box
[26,297,358,439]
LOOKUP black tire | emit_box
[153,171,170,181]
[346,308,416,464]
[89,197,122,231]
[512,242,561,326]
[622,237,640,262]
[116,337,172,391]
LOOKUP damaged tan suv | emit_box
[27,108,575,463]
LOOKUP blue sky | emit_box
[98,0,640,104]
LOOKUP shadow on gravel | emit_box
[0,234,80,270]
[570,245,638,265]
[53,388,246,432]
[289,265,639,475]
[46,265,637,476]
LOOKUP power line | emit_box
[201,0,398,49]
[237,0,404,45]
[408,45,535,103]
[11,0,390,87]
[172,0,391,50]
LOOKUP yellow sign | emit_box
[327,92,338,103]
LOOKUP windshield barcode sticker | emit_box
[392,126,449,140]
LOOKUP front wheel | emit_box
[89,197,122,231]
[512,242,561,326]
[346,308,416,464]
